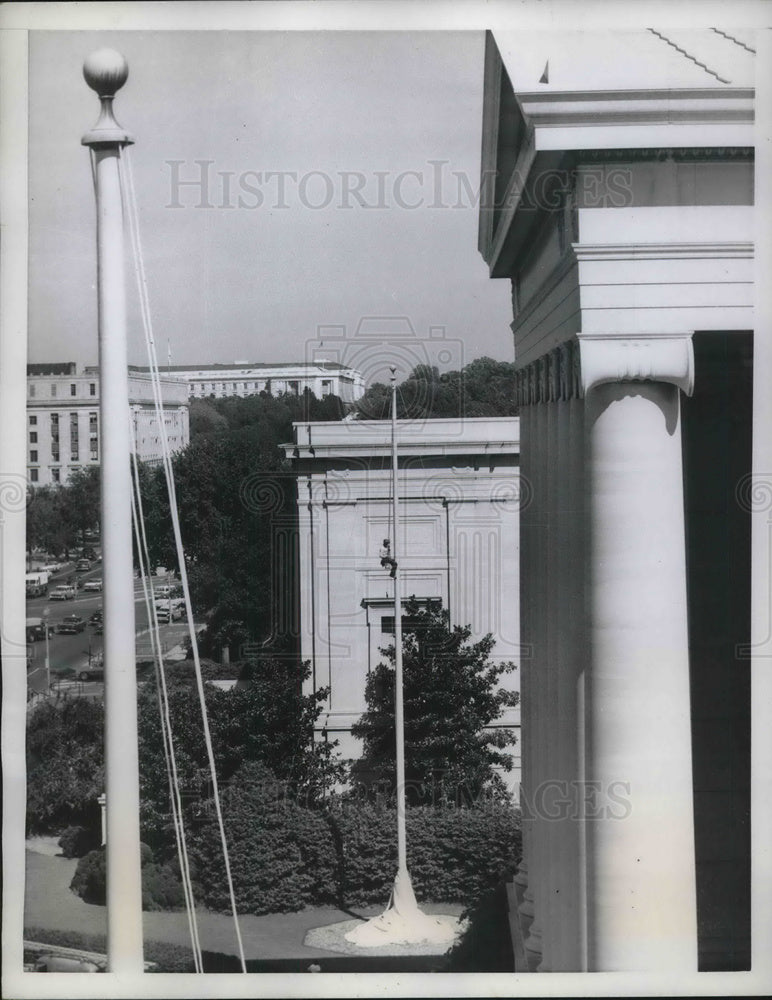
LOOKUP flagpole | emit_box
[391,365,408,876]
[81,48,144,975]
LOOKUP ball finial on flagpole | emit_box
[83,48,129,96]
[81,49,133,147]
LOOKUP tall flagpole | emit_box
[81,49,144,974]
[344,367,455,948]
[391,365,408,877]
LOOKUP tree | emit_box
[354,356,519,420]
[26,695,105,834]
[137,389,348,657]
[65,466,101,548]
[136,658,344,855]
[350,600,519,805]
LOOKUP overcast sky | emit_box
[28,30,514,383]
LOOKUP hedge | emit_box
[186,763,521,914]
[186,762,337,914]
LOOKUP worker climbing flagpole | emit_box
[81,48,144,974]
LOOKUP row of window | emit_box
[28,382,97,399]
[28,412,98,463]
[189,379,332,395]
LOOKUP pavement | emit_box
[24,839,463,963]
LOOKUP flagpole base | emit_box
[344,869,458,948]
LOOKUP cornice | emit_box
[572,241,753,261]
[517,88,754,130]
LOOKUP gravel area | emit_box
[304,914,465,956]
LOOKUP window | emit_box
[51,442,60,462]
[51,384,57,397]
[30,450,38,463]
[70,413,79,461]
[89,412,98,431]
[321,380,331,396]
[381,615,425,635]
[51,468,60,483]
[30,469,38,483]
[89,383,96,396]
[70,384,77,397]
[30,431,38,443]
[29,415,37,425]
[29,384,36,398]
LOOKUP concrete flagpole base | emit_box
[344,870,457,948]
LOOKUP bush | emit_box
[186,762,337,915]
[186,769,521,915]
[330,799,522,909]
[70,847,107,905]
[58,825,101,859]
[70,843,185,911]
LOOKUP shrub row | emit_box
[185,762,522,915]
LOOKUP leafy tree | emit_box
[350,600,519,805]
[65,466,100,548]
[136,658,344,854]
[26,695,104,834]
[138,390,347,656]
[355,356,518,420]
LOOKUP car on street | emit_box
[83,578,103,592]
[49,585,76,601]
[56,615,87,634]
[76,558,91,572]
[78,665,104,682]
[89,608,103,624]
[25,617,54,642]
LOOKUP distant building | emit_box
[133,361,365,403]
[285,416,522,788]
[26,364,190,486]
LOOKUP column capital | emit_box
[577,333,694,398]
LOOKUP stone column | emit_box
[579,334,698,971]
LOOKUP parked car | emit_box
[49,585,76,601]
[155,604,184,624]
[78,665,104,682]
[57,615,87,634]
[83,578,103,592]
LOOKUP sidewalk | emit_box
[24,842,462,962]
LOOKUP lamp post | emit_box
[81,47,144,975]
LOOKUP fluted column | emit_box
[579,333,698,971]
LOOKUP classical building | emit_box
[285,416,522,789]
[26,363,190,486]
[134,361,365,403]
[479,29,754,972]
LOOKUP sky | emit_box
[28,30,514,384]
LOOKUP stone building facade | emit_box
[26,363,189,486]
[285,416,522,789]
[479,28,755,972]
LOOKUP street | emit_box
[26,564,195,695]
